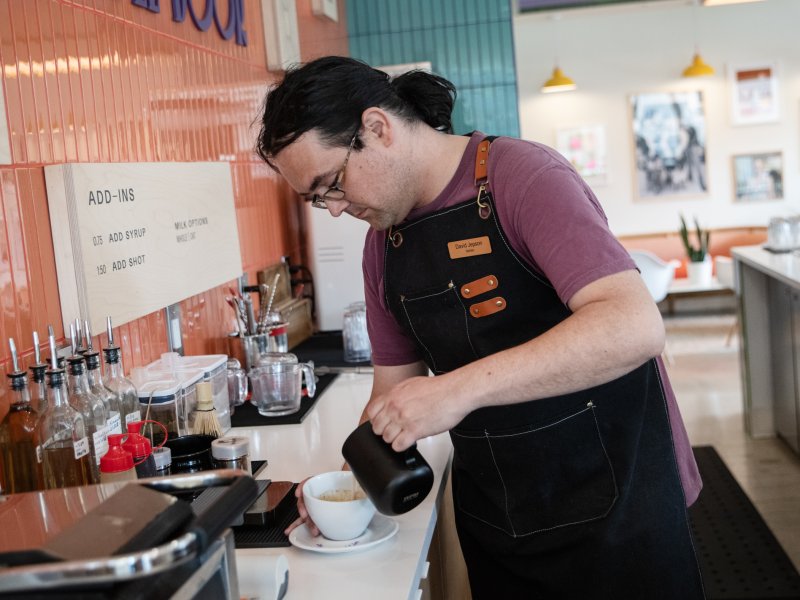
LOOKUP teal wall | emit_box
[347,0,520,137]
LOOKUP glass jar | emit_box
[343,302,371,363]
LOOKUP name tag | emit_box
[447,236,492,260]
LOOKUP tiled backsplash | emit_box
[0,0,348,415]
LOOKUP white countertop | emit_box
[230,373,453,600]
[732,244,800,289]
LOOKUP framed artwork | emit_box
[312,0,338,22]
[732,151,783,202]
[555,124,607,182]
[630,91,708,199]
[261,0,300,71]
[729,63,779,126]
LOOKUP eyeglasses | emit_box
[309,131,358,209]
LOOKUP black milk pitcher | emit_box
[341,421,434,515]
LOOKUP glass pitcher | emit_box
[226,358,247,409]
[249,359,315,417]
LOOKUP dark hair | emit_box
[255,56,456,166]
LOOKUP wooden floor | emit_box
[664,313,800,571]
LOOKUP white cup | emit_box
[302,471,376,540]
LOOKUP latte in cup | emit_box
[318,489,366,502]
[303,471,376,540]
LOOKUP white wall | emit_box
[512,0,800,236]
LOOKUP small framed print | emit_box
[261,0,300,71]
[730,63,779,126]
[312,0,338,22]
[732,151,783,202]
[556,124,608,184]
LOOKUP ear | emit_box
[360,107,393,147]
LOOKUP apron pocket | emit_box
[400,283,479,374]
[452,401,618,537]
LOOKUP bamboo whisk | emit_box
[192,381,222,437]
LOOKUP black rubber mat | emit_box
[233,484,299,548]
[229,373,337,427]
[292,331,372,368]
[689,446,800,599]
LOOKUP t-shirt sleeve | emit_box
[492,143,636,305]
[362,230,421,366]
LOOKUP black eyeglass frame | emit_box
[309,130,359,209]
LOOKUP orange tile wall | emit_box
[0,0,349,418]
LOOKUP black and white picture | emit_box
[630,91,708,199]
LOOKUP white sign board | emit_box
[45,162,242,334]
[0,82,10,164]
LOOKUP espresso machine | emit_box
[0,471,259,599]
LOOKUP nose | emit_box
[325,198,349,218]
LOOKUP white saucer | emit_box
[288,514,398,554]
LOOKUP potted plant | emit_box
[679,214,712,286]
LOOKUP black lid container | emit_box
[342,421,434,516]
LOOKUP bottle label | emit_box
[93,426,110,465]
[125,410,142,427]
[36,445,43,463]
[74,437,90,460]
[108,411,122,435]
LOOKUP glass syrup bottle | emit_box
[0,338,43,493]
[28,331,48,415]
[83,320,122,436]
[102,317,140,433]
[38,327,93,489]
[66,325,107,483]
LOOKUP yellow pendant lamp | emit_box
[541,13,576,94]
[542,67,576,93]
[682,0,715,78]
[683,52,715,77]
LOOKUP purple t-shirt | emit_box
[362,132,701,505]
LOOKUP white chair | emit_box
[714,255,737,346]
[629,250,676,303]
[629,250,677,364]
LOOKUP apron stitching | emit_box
[451,405,591,438]
[404,287,455,302]
[485,431,517,537]
[652,359,708,598]
[456,405,619,538]
[401,297,439,373]
[453,288,480,360]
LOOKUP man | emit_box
[257,56,705,599]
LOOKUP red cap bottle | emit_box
[100,434,138,483]
[121,421,157,478]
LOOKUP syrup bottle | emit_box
[66,324,108,483]
[102,317,140,433]
[0,338,43,493]
[83,320,122,436]
[38,326,93,489]
[28,331,48,415]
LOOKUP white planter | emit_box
[687,257,713,286]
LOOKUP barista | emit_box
[256,56,705,599]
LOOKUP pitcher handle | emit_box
[301,362,316,397]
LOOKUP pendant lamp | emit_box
[682,0,715,77]
[542,67,576,93]
[541,14,576,94]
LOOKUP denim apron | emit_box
[382,138,705,599]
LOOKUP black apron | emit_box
[382,138,705,599]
